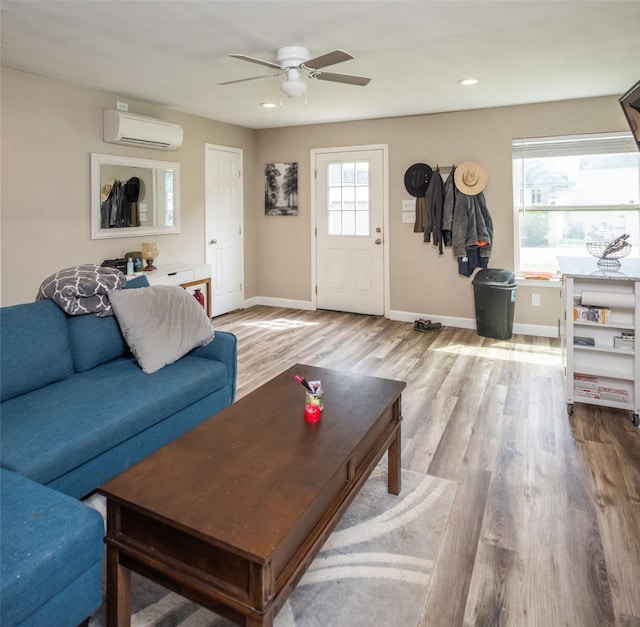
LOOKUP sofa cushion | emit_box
[0,469,103,626]
[0,300,75,401]
[109,285,214,374]
[67,315,128,373]
[0,354,228,486]
[67,274,150,373]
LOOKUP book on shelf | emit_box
[573,374,598,390]
[574,336,595,347]
[613,335,634,350]
[572,374,630,403]
[573,305,610,324]
[598,386,630,403]
[574,388,601,399]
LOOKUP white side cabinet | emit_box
[128,263,212,317]
[560,257,640,427]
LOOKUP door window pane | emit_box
[342,211,356,235]
[329,187,342,209]
[328,210,342,234]
[355,211,369,235]
[329,163,342,186]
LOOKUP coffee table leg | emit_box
[105,500,132,627]
[106,544,131,626]
[388,421,401,495]
[247,614,273,627]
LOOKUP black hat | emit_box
[404,163,433,197]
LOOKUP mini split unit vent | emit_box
[103,110,183,150]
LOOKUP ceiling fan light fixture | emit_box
[280,68,307,98]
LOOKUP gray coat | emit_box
[423,169,444,252]
[441,167,456,247]
[452,191,493,258]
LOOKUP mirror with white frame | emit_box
[91,153,180,239]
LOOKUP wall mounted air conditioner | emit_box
[103,109,183,150]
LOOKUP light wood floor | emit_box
[213,305,640,627]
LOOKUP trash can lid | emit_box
[472,268,517,287]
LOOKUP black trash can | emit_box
[472,269,517,340]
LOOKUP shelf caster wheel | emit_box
[567,403,574,416]
[632,413,640,427]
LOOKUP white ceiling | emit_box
[1,1,639,130]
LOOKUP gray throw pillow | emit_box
[108,285,213,374]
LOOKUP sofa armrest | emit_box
[189,331,237,402]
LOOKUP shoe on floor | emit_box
[414,319,442,332]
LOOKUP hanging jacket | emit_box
[100,181,125,229]
[458,246,489,277]
[441,167,456,247]
[414,196,427,233]
[452,190,493,259]
[423,168,445,253]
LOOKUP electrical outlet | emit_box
[116,101,128,112]
[532,293,541,307]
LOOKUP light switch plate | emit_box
[402,211,416,223]
[402,199,416,211]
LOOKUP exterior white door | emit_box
[314,147,386,316]
[205,144,244,317]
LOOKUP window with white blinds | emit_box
[512,132,640,273]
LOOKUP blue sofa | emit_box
[0,279,237,626]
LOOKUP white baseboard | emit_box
[391,309,558,338]
[388,310,476,329]
[244,296,314,311]
[512,322,559,338]
[241,301,559,338]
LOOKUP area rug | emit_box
[87,466,457,627]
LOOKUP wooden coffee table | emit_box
[99,364,406,626]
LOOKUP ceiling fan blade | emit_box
[313,71,371,87]
[218,73,278,86]
[304,49,353,70]
[228,53,282,70]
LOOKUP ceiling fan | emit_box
[218,45,371,98]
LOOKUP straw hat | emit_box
[100,178,116,202]
[454,161,488,195]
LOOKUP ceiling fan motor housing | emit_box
[276,46,310,68]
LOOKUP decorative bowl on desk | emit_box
[586,241,631,267]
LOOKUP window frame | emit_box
[512,131,640,274]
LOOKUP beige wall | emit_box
[255,96,628,328]
[1,67,257,306]
[1,67,629,332]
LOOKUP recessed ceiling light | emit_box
[458,78,479,86]
[260,102,277,108]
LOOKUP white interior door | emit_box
[315,148,386,316]
[205,144,244,317]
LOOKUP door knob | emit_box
[375,238,382,245]
[209,239,217,245]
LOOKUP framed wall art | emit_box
[265,162,298,216]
